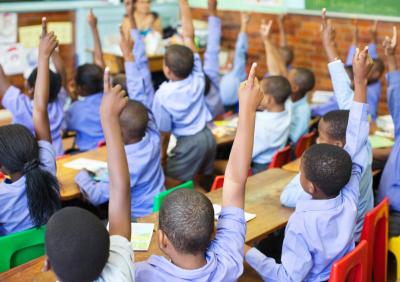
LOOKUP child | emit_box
[76,11,164,218]
[153,0,215,184]
[0,19,61,236]
[277,14,294,70]
[377,26,400,237]
[0,50,67,156]
[44,67,135,281]
[135,62,262,281]
[219,12,250,111]
[203,0,225,118]
[246,41,371,281]
[346,21,384,122]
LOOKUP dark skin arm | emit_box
[0,64,11,103]
[88,9,105,69]
[179,0,196,52]
[261,20,287,76]
[160,132,170,168]
[383,26,398,72]
[321,9,340,63]
[51,50,68,90]
[352,46,373,104]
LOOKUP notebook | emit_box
[213,204,256,222]
[131,223,155,251]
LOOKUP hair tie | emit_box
[22,159,39,174]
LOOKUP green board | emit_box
[306,0,400,17]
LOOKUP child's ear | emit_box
[157,229,168,251]
[334,140,344,148]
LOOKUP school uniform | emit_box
[65,92,104,152]
[76,28,165,218]
[346,43,381,121]
[247,101,369,281]
[152,53,216,181]
[2,86,66,156]
[252,109,290,174]
[220,32,248,107]
[135,207,246,281]
[203,16,225,118]
[0,140,56,236]
[287,96,311,143]
[311,96,339,117]
[377,71,400,237]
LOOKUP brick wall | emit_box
[192,8,400,115]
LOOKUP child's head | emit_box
[112,73,127,93]
[368,58,384,82]
[45,207,110,282]
[287,68,315,101]
[163,44,194,81]
[317,110,349,148]
[300,144,352,199]
[25,68,62,102]
[158,189,214,256]
[0,124,60,226]
[119,100,149,144]
[259,76,291,110]
[279,46,294,67]
[75,63,104,97]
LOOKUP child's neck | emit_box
[291,92,305,103]
[265,104,285,112]
[124,136,143,146]
[170,252,207,270]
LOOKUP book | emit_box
[213,204,256,222]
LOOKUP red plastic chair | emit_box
[294,131,317,158]
[360,197,389,282]
[210,170,252,192]
[269,145,292,169]
[97,140,106,148]
[328,240,368,282]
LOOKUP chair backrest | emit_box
[0,226,46,273]
[269,145,292,169]
[360,197,389,282]
[152,180,194,212]
[295,131,317,158]
[97,140,106,148]
[329,240,368,282]
[210,176,225,192]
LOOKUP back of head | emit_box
[0,125,60,226]
[293,67,315,96]
[112,73,127,93]
[119,100,149,142]
[371,58,385,79]
[302,144,352,197]
[46,207,110,282]
[27,68,62,103]
[165,44,194,79]
[279,46,294,66]
[261,76,292,105]
[321,110,349,144]
[159,189,214,255]
[75,64,104,96]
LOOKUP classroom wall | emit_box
[192,8,400,115]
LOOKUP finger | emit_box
[373,20,378,30]
[392,26,397,47]
[114,84,122,93]
[89,8,93,16]
[267,19,272,28]
[247,62,257,89]
[360,46,369,60]
[321,8,327,28]
[103,67,111,93]
[119,24,125,38]
[41,17,47,38]
[355,47,360,60]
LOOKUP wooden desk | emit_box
[102,52,166,74]
[1,169,294,281]
[282,158,302,173]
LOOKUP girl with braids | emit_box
[0,18,61,236]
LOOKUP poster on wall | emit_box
[0,43,27,75]
[0,13,17,44]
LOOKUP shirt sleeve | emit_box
[75,170,110,206]
[367,82,381,121]
[125,61,149,105]
[57,87,68,108]
[192,53,205,79]
[328,60,354,110]
[65,103,78,131]
[2,85,30,115]
[232,33,248,77]
[368,43,378,59]
[280,174,311,208]
[38,140,57,176]
[203,16,221,88]
[387,71,400,138]
[152,93,172,133]
[345,45,356,66]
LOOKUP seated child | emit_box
[0,22,61,236]
[135,62,262,281]
[76,16,164,218]
[251,76,291,174]
[0,53,67,156]
[152,0,215,184]
[377,26,400,237]
[246,43,371,281]
[44,67,135,281]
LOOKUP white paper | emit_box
[213,204,256,222]
[311,90,334,104]
[131,223,155,251]
[63,158,107,171]
[0,43,27,75]
[0,13,17,44]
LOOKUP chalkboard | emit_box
[306,0,400,17]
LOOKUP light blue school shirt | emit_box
[135,207,246,281]
[0,141,56,235]
[247,102,370,282]
[65,92,104,151]
[203,16,224,118]
[2,86,66,156]
[311,96,339,117]
[75,32,165,218]
[152,53,212,136]
[287,96,311,143]
[346,44,381,121]
[252,109,290,164]
[220,32,248,106]
[378,71,400,212]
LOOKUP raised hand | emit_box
[352,20,359,45]
[320,8,339,62]
[383,26,398,71]
[87,9,98,28]
[208,0,217,17]
[238,62,263,112]
[39,17,58,59]
[352,46,373,103]
[125,0,136,28]
[240,12,251,33]
[370,20,378,44]
[119,25,134,61]
[278,14,285,27]
[260,19,273,43]
[101,67,128,121]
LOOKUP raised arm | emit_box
[51,50,67,90]
[88,9,105,69]
[179,0,196,52]
[231,13,250,77]
[223,63,263,209]
[0,64,11,103]
[278,14,287,47]
[261,20,287,76]
[33,18,58,143]
[368,21,379,59]
[345,22,358,66]
[101,68,131,240]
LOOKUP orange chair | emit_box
[294,131,317,158]
[97,140,106,148]
[210,170,252,192]
[328,240,368,282]
[56,154,70,161]
[360,197,389,282]
[269,145,292,169]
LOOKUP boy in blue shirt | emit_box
[246,23,372,281]
[75,9,164,218]
[153,0,215,185]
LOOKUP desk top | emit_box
[0,168,295,281]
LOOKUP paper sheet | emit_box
[131,223,155,251]
[19,22,72,48]
[0,13,17,44]
[213,204,256,222]
[368,135,394,149]
[0,43,27,75]
[311,90,334,104]
[63,158,107,171]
